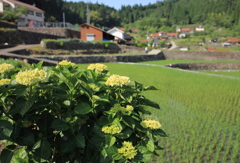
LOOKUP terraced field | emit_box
[80,60,240,163]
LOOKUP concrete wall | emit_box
[162,51,240,60]
[165,63,240,70]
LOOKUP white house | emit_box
[196,25,204,31]
[0,0,44,27]
[176,27,181,32]
[107,27,125,40]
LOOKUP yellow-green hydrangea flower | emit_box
[140,120,161,130]
[15,69,47,86]
[0,79,11,85]
[125,105,134,111]
[102,124,121,134]
[0,63,14,73]
[110,105,134,113]
[57,60,75,66]
[105,74,131,87]
[118,141,137,159]
[87,63,108,72]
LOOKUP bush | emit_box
[0,61,167,163]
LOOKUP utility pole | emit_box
[86,0,91,24]
[63,12,65,28]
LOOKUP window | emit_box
[18,18,25,22]
[36,12,42,17]
[86,34,95,41]
[28,10,34,15]
[3,4,10,10]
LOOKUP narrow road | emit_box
[0,44,58,65]
[168,40,179,50]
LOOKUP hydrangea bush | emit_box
[0,60,167,163]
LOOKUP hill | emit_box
[18,0,240,33]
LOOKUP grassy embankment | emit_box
[81,60,240,163]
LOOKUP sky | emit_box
[65,0,157,10]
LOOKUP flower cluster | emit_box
[102,124,121,134]
[16,69,47,86]
[0,63,14,73]
[110,104,134,114]
[105,74,131,87]
[57,60,75,66]
[87,63,108,72]
[140,120,161,130]
[0,79,11,85]
[118,141,137,159]
[125,105,134,111]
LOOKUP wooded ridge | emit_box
[18,0,240,30]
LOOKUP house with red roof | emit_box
[158,31,166,36]
[225,38,240,44]
[0,0,44,27]
[181,28,194,34]
[166,33,179,38]
[132,29,140,33]
[80,23,115,42]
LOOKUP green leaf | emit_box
[37,111,54,134]
[142,99,160,109]
[144,86,158,91]
[116,127,133,139]
[122,116,135,129]
[61,137,77,153]
[13,85,27,98]
[55,154,71,163]
[0,120,13,140]
[143,138,154,152]
[0,148,14,163]
[101,149,107,158]
[91,135,105,147]
[51,119,69,131]
[93,123,105,138]
[105,146,122,160]
[152,129,168,137]
[97,115,110,126]
[135,81,144,90]
[74,133,85,148]
[35,138,52,160]
[137,146,153,162]
[120,92,132,103]
[93,94,109,102]
[105,135,116,147]
[16,128,35,146]
[10,122,21,140]
[74,102,92,115]
[9,97,35,116]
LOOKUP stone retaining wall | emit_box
[18,27,80,38]
[0,21,17,29]
[162,51,240,60]
[165,63,240,70]
[0,28,80,44]
[35,53,165,63]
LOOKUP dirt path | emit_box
[169,40,179,50]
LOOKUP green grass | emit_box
[80,61,240,163]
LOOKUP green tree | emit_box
[1,6,27,23]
